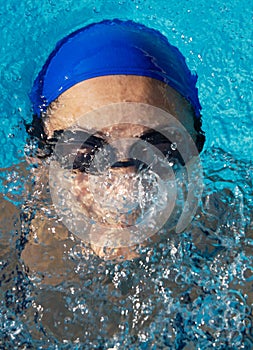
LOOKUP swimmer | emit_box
[16,20,253,344]
[24,19,205,266]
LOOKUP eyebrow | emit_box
[55,125,172,142]
[139,128,171,142]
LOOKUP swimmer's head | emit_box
[28,19,205,260]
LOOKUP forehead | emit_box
[70,102,186,142]
[44,75,196,139]
[97,123,151,138]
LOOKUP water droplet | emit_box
[171,142,177,151]
[93,7,99,13]
[197,54,203,61]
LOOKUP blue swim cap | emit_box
[31,19,201,117]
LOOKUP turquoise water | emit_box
[0,0,252,349]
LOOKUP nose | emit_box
[113,138,134,159]
[110,138,148,171]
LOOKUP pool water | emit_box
[0,0,252,349]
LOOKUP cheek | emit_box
[72,173,93,205]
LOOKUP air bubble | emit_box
[171,142,177,151]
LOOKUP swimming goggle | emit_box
[46,126,186,175]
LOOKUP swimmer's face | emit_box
[41,75,204,258]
